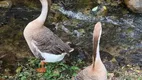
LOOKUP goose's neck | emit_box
[36,0,48,25]
[96,40,101,60]
[92,30,101,68]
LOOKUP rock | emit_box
[57,0,97,11]
[126,49,142,67]
[0,50,17,75]
[0,0,12,8]
[124,0,142,13]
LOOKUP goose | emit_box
[73,22,107,80]
[23,0,74,73]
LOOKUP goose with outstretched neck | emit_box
[23,0,74,73]
[73,22,107,80]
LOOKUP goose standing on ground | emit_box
[73,22,107,80]
[23,0,74,73]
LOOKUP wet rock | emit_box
[51,3,142,70]
[0,5,36,60]
[124,0,142,13]
[115,56,127,66]
[126,49,142,67]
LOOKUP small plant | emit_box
[1,57,81,80]
[1,57,141,80]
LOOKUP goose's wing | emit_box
[32,28,72,55]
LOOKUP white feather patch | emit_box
[41,52,66,62]
[31,40,66,62]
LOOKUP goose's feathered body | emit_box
[23,0,73,63]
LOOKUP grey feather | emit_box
[32,27,72,55]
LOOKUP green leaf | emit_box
[21,76,26,80]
